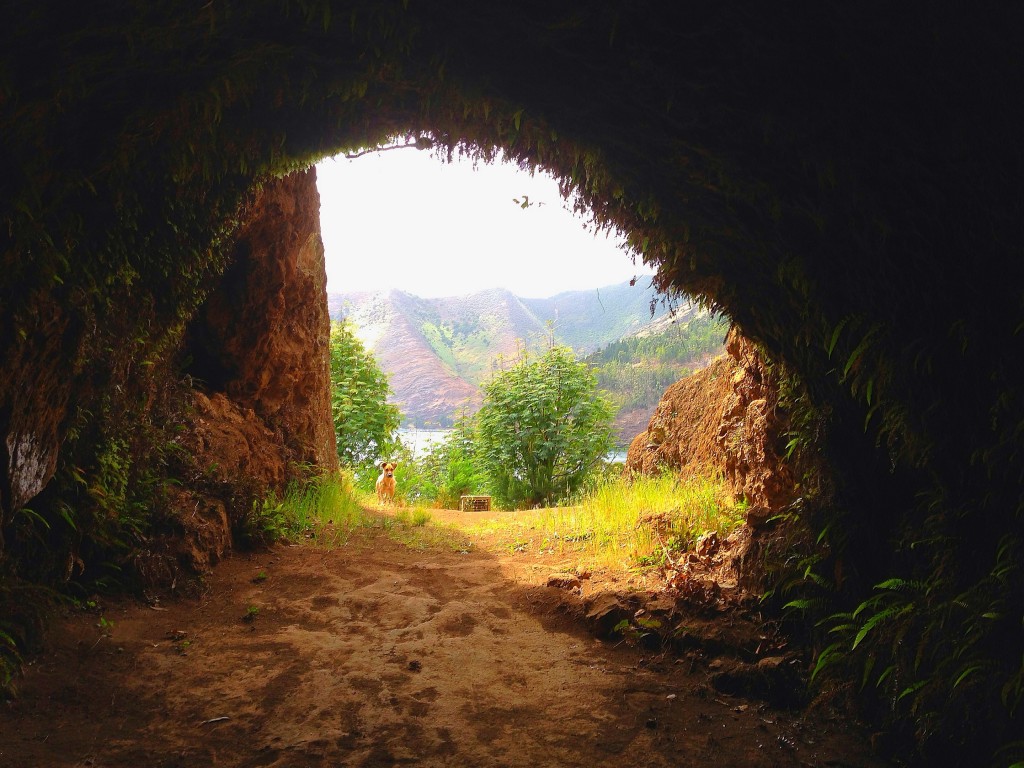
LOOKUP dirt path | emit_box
[1,525,883,767]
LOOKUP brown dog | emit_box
[375,461,397,505]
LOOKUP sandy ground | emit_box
[0,515,884,768]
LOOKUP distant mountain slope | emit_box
[520,279,672,353]
[586,311,730,443]
[328,281,677,428]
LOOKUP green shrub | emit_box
[237,471,367,546]
[475,345,616,509]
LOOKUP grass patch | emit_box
[241,470,371,546]
[557,472,743,567]
[395,507,432,528]
[373,505,477,551]
[450,473,744,571]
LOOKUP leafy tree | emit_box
[475,345,616,508]
[329,320,401,480]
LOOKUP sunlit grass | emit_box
[393,506,432,527]
[266,470,744,570]
[287,471,368,530]
[544,472,743,569]
[247,470,371,546]
[447,472,744,570]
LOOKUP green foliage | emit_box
[475,345,616,509]
[0,579,58,697]
[804,535,1024,761]
[588,313,728,366]
[329,320,402,477]
[418,415,489,508]
[235,471,367,547]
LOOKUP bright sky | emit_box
[316,149,654,298]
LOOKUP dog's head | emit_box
[379,461,397,478]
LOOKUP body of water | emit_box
[399,428,627,463]
[398,428,452,458]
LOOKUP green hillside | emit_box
[588,312,729,414]
[328,284,722,432]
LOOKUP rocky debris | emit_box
[546,573,583,592]
[694,531,719,558]
[163,488,232,573]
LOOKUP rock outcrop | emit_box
[627,328,793,512]
[0,169,337,581]
[157,169,337,574]
[0,295,73,520]
[716,330,794,514]
[186,169,337,474]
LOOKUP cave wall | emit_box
[0,166,337,580]
[158,167,338,574]
[186,168,337,475]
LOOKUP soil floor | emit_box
[1,509,886,768]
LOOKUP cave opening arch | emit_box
[3,3,1023,763]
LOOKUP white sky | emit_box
[316,149,654,298]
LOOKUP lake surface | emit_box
[398,428,451,458]
[399,428,627,463]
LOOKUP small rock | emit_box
[585,597,632,638]
[695,531,719,558]
[710,655,802,707]
[745,506,773,529]
[546,573,582,591]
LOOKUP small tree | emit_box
[475,345,616,508]
[329,320,401,483]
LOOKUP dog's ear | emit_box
[392,461,399,468]
[379,461,387,469]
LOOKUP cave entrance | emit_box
[313,143,687,442]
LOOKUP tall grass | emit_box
[242,470,369,546]
[538,472,743,569]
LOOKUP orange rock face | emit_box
[159,168,338,573]
[626,328,793,513]
[186,168,337,476]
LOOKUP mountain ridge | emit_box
[328,281,684,428]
